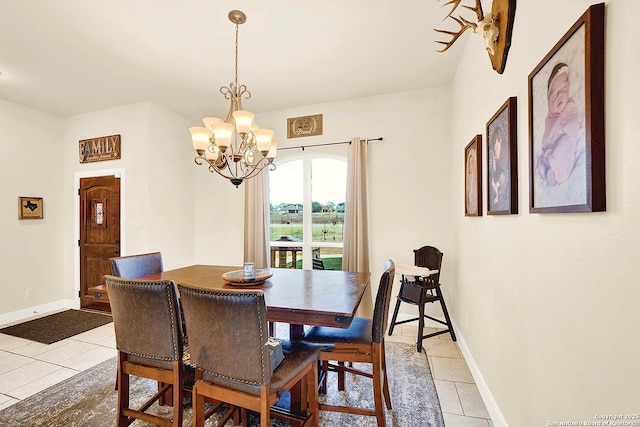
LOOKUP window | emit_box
[269,156,346,270]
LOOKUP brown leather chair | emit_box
[108,252,172,392]
[177,285,321,427]
[302,260,395,427]
[388,246,456,352]
[105,275,192,427]
[109,251,163,278]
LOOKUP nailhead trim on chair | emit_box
[180,288,269,386]
[112,279,182,362]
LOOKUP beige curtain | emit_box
[343,137,372,316]
[244,170,270,268]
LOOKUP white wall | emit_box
[146,103,195,270]
[192,155,245,266]
[0,100,65,317]
[450,0,640,425]
[254,87,454,309]
[63,102,195,294]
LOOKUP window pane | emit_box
[310,158,345,270]
[269,160,305,268]
[311,158,346,244]
[270,160,303,242]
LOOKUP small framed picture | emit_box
[528,3,605,213]
[487,97,518,215]
[18,197,44,220]
[464,135,482,217]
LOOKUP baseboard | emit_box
[0,299,78,327]
[451,319,509,427]
[392,313,508,426]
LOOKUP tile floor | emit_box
[0,313,117,411]
[0,314,492,426]
[385,324,494,427]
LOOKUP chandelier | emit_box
[189,10,277,187]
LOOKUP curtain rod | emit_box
[279,137,383,151]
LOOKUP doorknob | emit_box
[114,250,120,255]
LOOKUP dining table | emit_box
[140,264,371,424]
[140,264,371,340]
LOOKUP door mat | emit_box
[0,309,112,345]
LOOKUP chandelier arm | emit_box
[237,85,251,100]
[220,85,233,100]
[196,153,273,185]
[195,154,232,178]
[210,163,236,180]
[240,157,274,180]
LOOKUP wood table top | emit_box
[143,265,371,329]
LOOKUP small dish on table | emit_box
[222,268,273,286]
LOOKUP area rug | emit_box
[0,310,113,344]
[0,342,444,427]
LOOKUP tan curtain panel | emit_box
[343,137,372,316]
[244,170,270,268]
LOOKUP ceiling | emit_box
[0,0,466,123]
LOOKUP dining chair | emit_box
[109,251,163,278]
[177,285,321,427]
[302,259,395,427]
[312,258,326,270]
[387,245,456,352]
[108,251,176,393]
[104,275,193,427]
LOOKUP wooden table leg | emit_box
[289,324,305,341]
[288,323,305,418]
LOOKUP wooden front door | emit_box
[80,175,121,311]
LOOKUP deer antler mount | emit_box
[435,0,516,74]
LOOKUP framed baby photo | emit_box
[464,135,482,217]
[486,97,518,215]
[528,2,605,213]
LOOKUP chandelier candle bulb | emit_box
[189,127,212,154]
[232,110,255,134]
[211,122,234,152]
[254,128,275,154]
[202,117,223,131]
[267,139,279,160]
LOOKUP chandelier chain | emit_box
[234,22,239,87]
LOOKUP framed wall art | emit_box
[487,97,518,215]
[464,135,482,217]
[18,196,43,220]
[528,3,605,213]
[287,114,323,139]
[79,134,121,164]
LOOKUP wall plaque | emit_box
[79,134,121,163]
[18,197,43,220]
[287,114,323,139]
